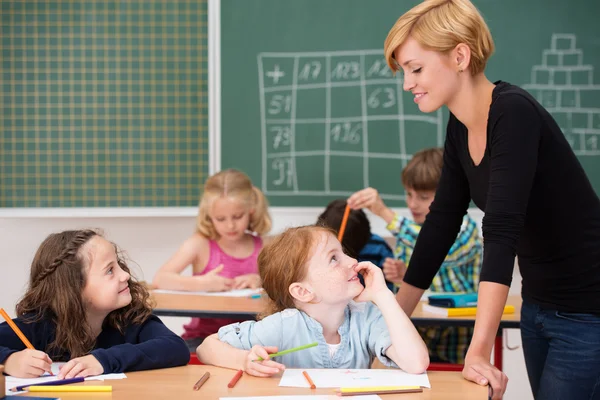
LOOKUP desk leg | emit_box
[494,329,503,371]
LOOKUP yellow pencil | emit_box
[28,385,112,392]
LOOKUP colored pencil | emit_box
[227,369,243,388]
[337,386,423,396]
[337,204,351,241]
[193,371,210,391]
[11,377,84,392]
[303,370,316,389]
[0,307,53,375]
[0,308,35,349]
[255,342,318,361]
[28,385,112,392]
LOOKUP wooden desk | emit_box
[152,291,267,319]
[152,292,522,330]
[17,365,487,399]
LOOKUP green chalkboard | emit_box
[220,0,600,207]
[1,1,208,207]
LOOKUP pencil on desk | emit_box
[302,370,316,389]
[27,385,112,392]
[193,371,210,391]
[227,369,243,388]
[0,307,53,375]
[11,377,84,392]
[337,204,351,241]
[336,386,423,396]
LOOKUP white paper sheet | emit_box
[220,396,381,400]
[278,369,430,389]
[153,288,263,297]
[5,364,127,396]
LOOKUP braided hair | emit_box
[16,229,153,358]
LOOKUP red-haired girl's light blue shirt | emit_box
[218,301,397,369]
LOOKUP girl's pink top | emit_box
[182,236,263,340]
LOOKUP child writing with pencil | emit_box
[197,225,429,376]
[347,148,482,365]
[153,169,272,352]
[0,229,189,379]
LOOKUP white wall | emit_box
[0,207,531,400]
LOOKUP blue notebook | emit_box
[427,293,478,308]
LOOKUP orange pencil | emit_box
[302,370,316,389]
[0,308,35,349]
[0,308,53,375]
[337,204,351,242]
[227,369,243,388]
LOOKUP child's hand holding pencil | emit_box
[0,307,53,378]
[243,345,285,377]
[3,349,53,378]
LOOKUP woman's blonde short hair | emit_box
[384,0,494,75]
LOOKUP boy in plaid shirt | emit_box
[348,148,482,364]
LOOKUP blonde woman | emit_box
[384,1,600,399]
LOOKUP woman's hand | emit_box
[462,353,508,400]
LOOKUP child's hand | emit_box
[382,257,407,283]
[3,349,52,378]
[233,273,261,289]
[243,345,285,377]
[347,188,387,216]
[197,264,234,292]
[57,354,104,379]
[353,261,389,303]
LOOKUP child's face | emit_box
[81,236,132,317]
[302,232,363,305]
[406,188,435,224]
[209,196,252,241]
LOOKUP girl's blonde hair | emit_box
[384,0,494,75]
[197,169,271,239]
[16,230,153,359]
[257,225,334,319]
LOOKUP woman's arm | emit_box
[398,122,471,313]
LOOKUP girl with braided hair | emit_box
[0,229,189,378]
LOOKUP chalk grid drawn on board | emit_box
[523,33,600,156]
[258,50,443,200]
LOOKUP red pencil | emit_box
[227,369,243,388]
[302,370,316,389]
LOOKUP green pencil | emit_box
[255,341,318,361]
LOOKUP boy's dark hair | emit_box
[401,147,444,191]
[316,199,371,258]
